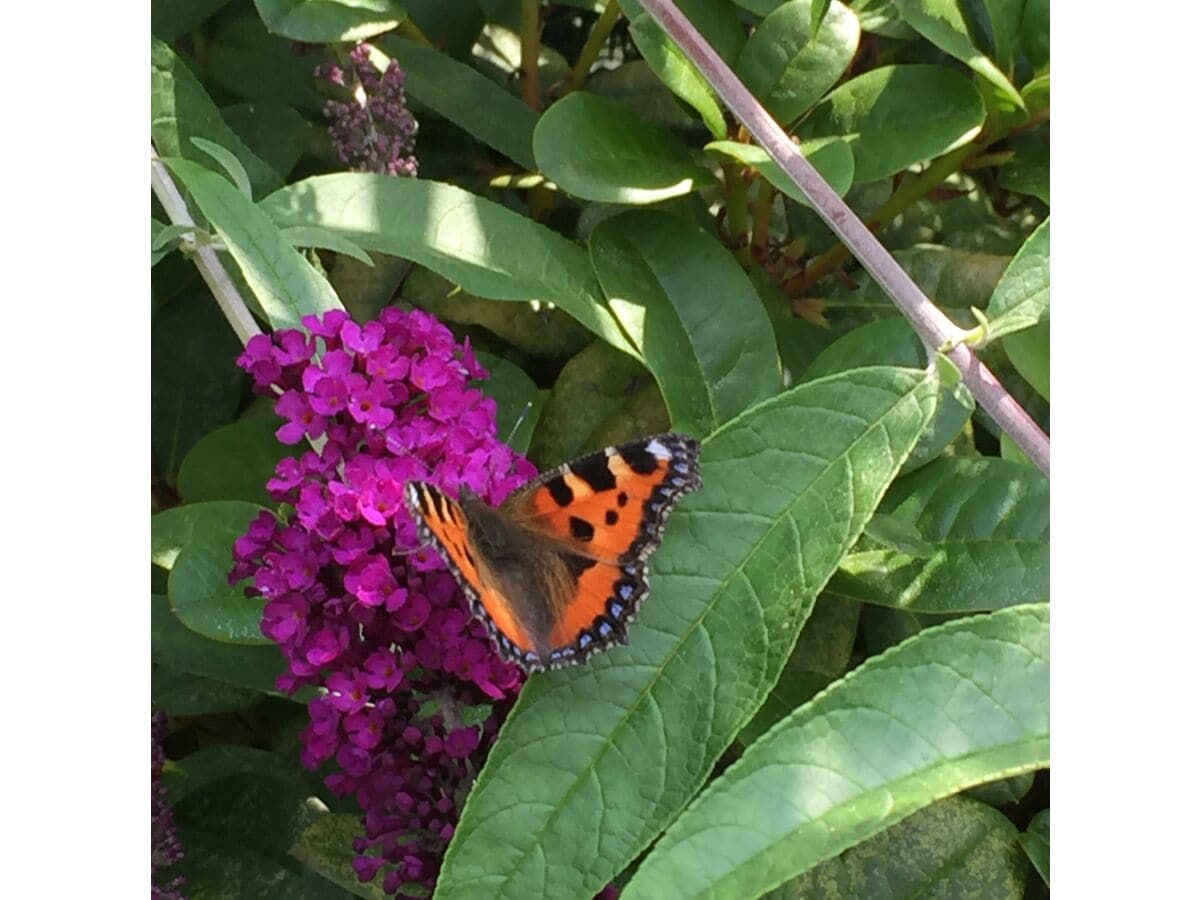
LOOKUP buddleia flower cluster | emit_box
[152,712,186,900]
[316,43,419,177]
[231,308,535,895]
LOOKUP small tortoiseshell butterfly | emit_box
[405,433,701,672]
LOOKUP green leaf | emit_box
[997,129,1049,205]
[527,341,660,467]
[811,0,832,32]
[401,266,592,359]
[165,745,309,804]
[621,0,747,138]
[474,351,545,455]
[737,669,831,748]
[435,367,939,899]
[153,501,274,643]
[207,11,325,113]
[830,457,1049,612]
[705,137,855,205]
[624,604,1049,899]
[151,37,282,197]
[964,771,1035,807]
[588,61,703,131]
[260,174,637,356]
[892,0,1025,116]
[152,593,288,696]
[151,281,246,478]
[191,136,254,199]
[789,594,861,678]
[798,65,986,183]
[178,415,295,505]
[405,0,484,58]
[804,318,974,472]
[164,157,344,328]
[1019,809,1050,884]
[254,0,406,42]
[153,667,264,716]
[152,0,235,41]
[735,0,859,124]
[589,210,780,435]
[221,102,312,181]
[824,245,1011,313]
[279,226,375,266]
[380,37,537,170]
[766,797,1030,898]
[534,92,715,204]
[291,813,391,900]
[1020,0,1049,75]
[988,219,1049,399]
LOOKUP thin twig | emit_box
[638,0,1049,476]
[519,0,542,110]
[564,0,623,94]
[150,145,261,346]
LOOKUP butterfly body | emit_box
[405,434,701,672]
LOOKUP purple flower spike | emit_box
[230,307,533,892]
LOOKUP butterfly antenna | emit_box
[505,401,534,445]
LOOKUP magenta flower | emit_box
[231,308,536,895]
[152,713,186,900]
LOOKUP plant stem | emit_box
[723,164,751,265]
[520,0,542,111]
[565,0,623,93]
[751,176,775,254]
[150,145,261,346]
[637,0,1049,476]
[802,141,979,286]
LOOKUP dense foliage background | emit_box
[151,0,1050,897]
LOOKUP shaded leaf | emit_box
[589,210,780,435]
[830,457,1049,612]
[534,92,715,204]
[153,667,264,716]
[151,37,282,197]
[292,813,391,900]
[766,797,1029,899]
[624,604,1049,898]
[798,65,985,182]
[260,174,638,356]
[381,37,538,170]
[588,61,702,131]
[988,218,1049,400]
[997,129,1049,205]
[152,593,288,696]
[254,0,406,43]
[1019,809,1050,884]
[222,102,314,181]
[893,0,1024,115]
[825,244,1011,314]
[152,0,235,41]
[435,367,939,899]
[735,0,860,124]
[153,501,274,643]
[474,351,545,455]
[177,414,295,505]
[164,157,343,328]
[705,136,854,205]
[964,771,1035,807]
[207,11,325,113]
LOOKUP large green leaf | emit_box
[151,37,282,198]
[625,604,1049,898]
[164,157,343,328]
[988,218,1049,400]
[534,92,715,204]
[621,0,748,138]
[178,413,295,505]
[798,65,985,183]
[589,210,780,435]
[153,501,274,643]
[435,367,939,899]
[152,594,288,695]
[705,137,855,205]
[766,796,1029,898]
[830,457,1049,612]
[735,0,860,124]
[803,317,974,472]
[893,0,1024,115]
[254,0,406,42]
[380,37,537,170]
[260,175,637,356]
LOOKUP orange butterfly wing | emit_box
[405,481,542,668]
[512,434,702,668]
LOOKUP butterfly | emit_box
[404,433,701,673]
